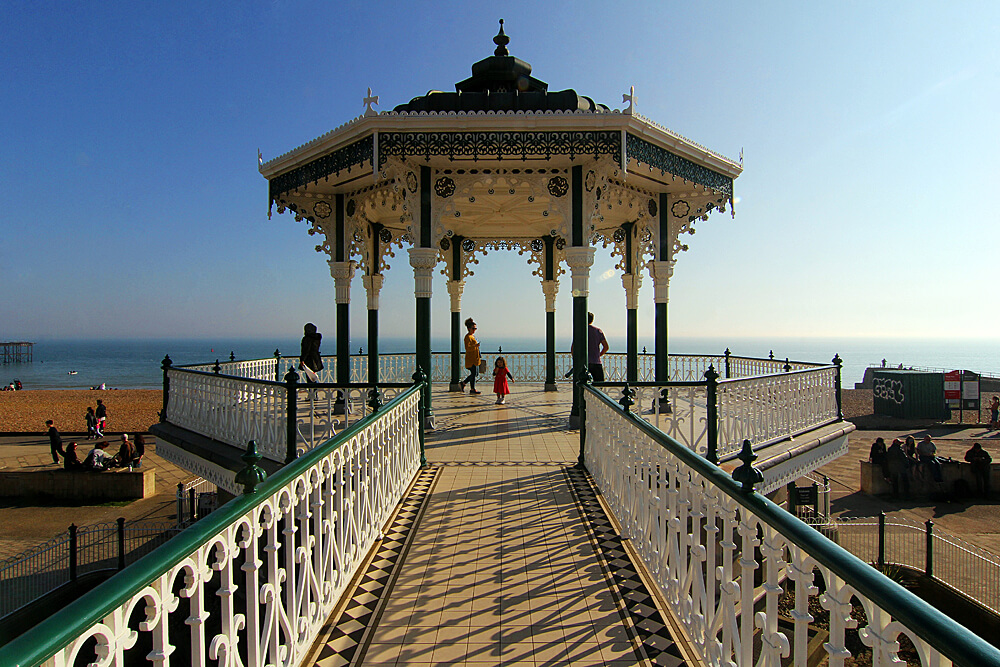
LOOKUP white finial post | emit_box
[363,87,380,117]
[623,86,635,115]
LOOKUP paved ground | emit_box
[310,385,687,666]
[812,425,1000,554]
[0,434,198,562]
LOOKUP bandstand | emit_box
[258,21,740,427]
[6,22,1000,667]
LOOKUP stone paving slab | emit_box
[309,385,688,666]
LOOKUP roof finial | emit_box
[493,19,509,56]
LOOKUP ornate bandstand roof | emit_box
[260,21,742,275]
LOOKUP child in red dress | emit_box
[493,357,513,404]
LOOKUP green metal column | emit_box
[449,235,464,391]
[622,221,637,384]
[416,165,434,428]
[335,194,350,387]
[367,222,382,387]
[544,235,557,391]
[655,192,670,382]
[368,309,378,386]
[569,165,588,426]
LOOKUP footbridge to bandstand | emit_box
[2,352,998,666]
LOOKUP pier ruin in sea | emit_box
[3,23,997,667]
[0,342,33,364]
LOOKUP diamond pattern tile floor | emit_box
[308,386,688,666]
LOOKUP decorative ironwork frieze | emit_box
[625,133,734,197]
[269,136,374,202]
[378,131,621,166]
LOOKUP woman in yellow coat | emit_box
[460,317,482,394]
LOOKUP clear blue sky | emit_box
[2,2,997,347]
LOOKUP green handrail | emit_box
[0,383,424,667]
[584,385,1000,667]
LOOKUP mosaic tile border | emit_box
[564,466,689,667]
[310,466,440,667]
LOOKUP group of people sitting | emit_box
[869,435,992,498]
[63,433,145,472]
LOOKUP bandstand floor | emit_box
[307,384,689,666]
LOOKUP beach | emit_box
[0,390,162,434]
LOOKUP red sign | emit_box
[945,371,961,401]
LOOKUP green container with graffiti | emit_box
[872,370,950,420]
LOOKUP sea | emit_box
[3,337,998,391]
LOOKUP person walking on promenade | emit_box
[990,396,999,430]
[965,442,992,498]
[85,406,98,439]
[460,318,482,395]
[299,322,323,383]
[493,357,514,405]
[46,419,65,464]
[886,439,910,498]
[95,399,107,436]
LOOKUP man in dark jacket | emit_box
[299,323,323,383]
[46,419,64,464]
[965,443,992,498]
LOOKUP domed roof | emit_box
[393,20,609,114]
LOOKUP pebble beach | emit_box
[0,389,162,434]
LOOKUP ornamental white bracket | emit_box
[446,280,465,312]
[541,280,559,313]
[564,246,596,298]
[329,260,357,305]
[648,259,673,305]
[621,272,642,310]
[408,247,439,299]
[362,273,384,310]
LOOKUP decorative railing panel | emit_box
[0,386,423,667]
[717,367,839,458]
[583,387,1000,667]
[168,369,288,461]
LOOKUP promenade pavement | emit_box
[813,426,1000,554]
[308,384,688,666]
[0,434,196,562]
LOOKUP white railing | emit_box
[0,385,424,667]
[583,386,1000,667]
[806,514,1000,613]
[182,351,829,388]
[166,368,412,462]
[595,364,839,461]
[717,366,839,458]
[167,369,288,461]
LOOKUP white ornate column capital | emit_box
[329,260,357,305]
[541,280,559,313]
[621,272,642,310]
[648,260,674,304]
[408,247,439,300]
[564,246,596,298]
[446,280,465,312]
[362,273,384,310]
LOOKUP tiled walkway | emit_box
[308,386,688,666]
